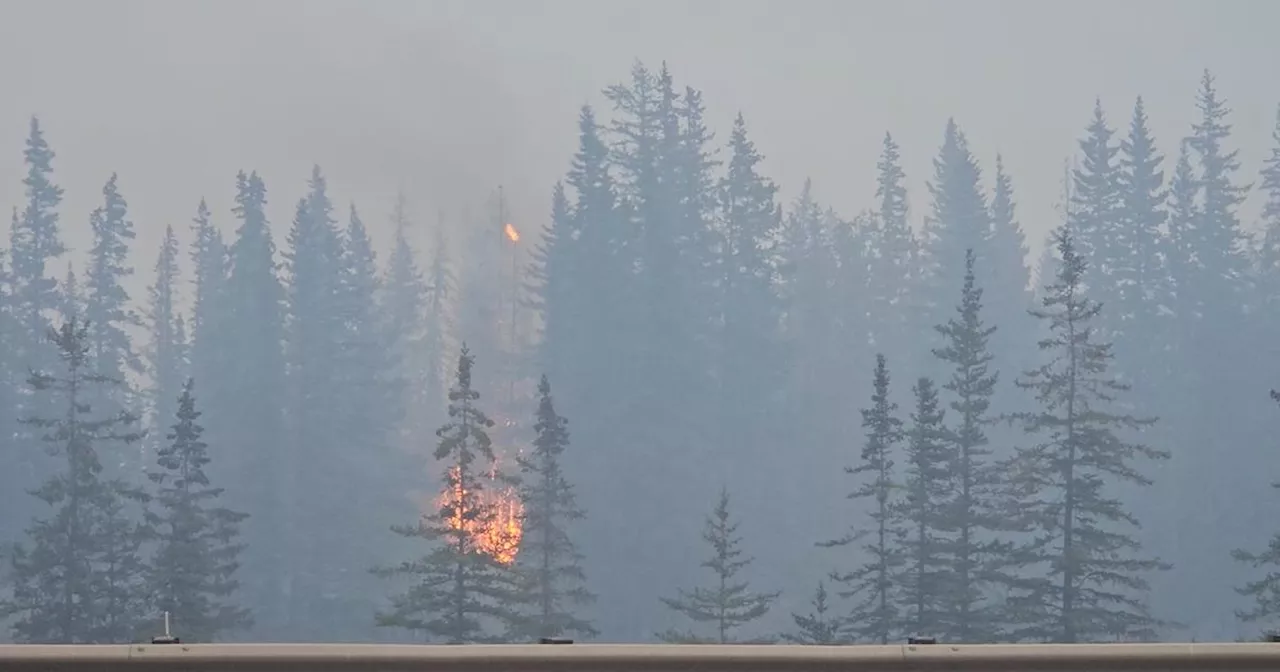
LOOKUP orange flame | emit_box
[435,465,524,565]
[504,223,520,243]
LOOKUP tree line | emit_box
[1,59,1280,642]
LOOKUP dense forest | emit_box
[1,61,1279,645]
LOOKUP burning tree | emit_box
[374,345,519,643]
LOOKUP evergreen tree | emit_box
[780,582,845,645]
[145,225,187,457]
[374,346,514,643]
[930,249,1006,642]
[2,319,149,643]
[657,488,778,644]
[714,113,786,490]
[917,120,992,366]
[222,170,288,637]
[1067,100,1122,294]
[1259,105,1280,309]
[986,155,1035,376]
[4,119,67,542]
[822,354,905,644]
[422,224,455,426]
[383,193,429,452]
[1004,228,1169,642]
[9,117,66,381]
[85,173,144,404]
[1113,97,1171,362]
[898,376,952,639]
[1231,390,1280,629]
[148,379,251,642]
[506,375,596,640]
[59,262,82,322]
[866,132,918,372]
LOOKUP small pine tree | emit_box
[657,488,778,644]
[898,376,952,639]
[781,582,845,645]
[148,379,251,642]
[821,353,905,644]
[1004,228,1170,643]
[2,319,149,643]
[374,346,515,643]
[506,375,596,640]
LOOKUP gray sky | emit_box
[1,0,1277,297]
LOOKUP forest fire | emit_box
[435,464,524,565]
[504,222,520,243]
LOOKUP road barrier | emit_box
[0,643,1278,672]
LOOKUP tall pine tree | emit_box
[1004,228,1169,642]
[145,225,187,459]
[898,376,952,639]
[822,354,905,644]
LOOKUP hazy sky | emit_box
[1,0,1278,298]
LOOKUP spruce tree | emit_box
[422,224,455,425]
[867,132,918,374]
[2,319,149,643]
[1232,390,1280,629]
[1004,228,1170,642]
[714,113,786,490]
[822,354,905,644]
[657,488,778,644]
[1259,105,1280,310]
[781,582,845,645]
[85,173,144,403]
[148,379,250,642]
[145,225,187,458]
[986,155,1035,377]
[374,346,514,643]
[383,193,429,452]
[1068,100,1122,293]
[898,376,952,639]
[9,117,66,381]
[222,170,288,637]
[506,375,596,640]
[930,249,1007,642]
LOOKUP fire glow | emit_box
[504,222,520,243]
[435,464,524,565]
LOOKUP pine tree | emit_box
[1232,390,1280,630]
[1113,97,1171,356]
[148,379,251,642]
[714,113,786,489]
[60,262,82,321]
[866,132,918,372]
[781,582,845,645]
[9,117,66,381]
[1003,228,1170,642]
[986,155,1035,377]
[822,354,905,644]
[222,170,288,637]
[383,193,429,452]
[422,224,455,426]
[898,376,952,639]
[374,346,514,643]
[917,120,992,365]
[930,249,1007,642]
[506,375,596,640]
[1259,105,1280,309]
[2,319,149,643]
[85,173,144,402]
[145,225,187,458]
[1068,100,1122,294]
[657,488,778,644]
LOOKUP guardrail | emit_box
[0,643,1278,672]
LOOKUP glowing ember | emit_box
[504,223,520,243]
[436,465,524,565]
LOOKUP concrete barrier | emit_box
[0,642,1277,672]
